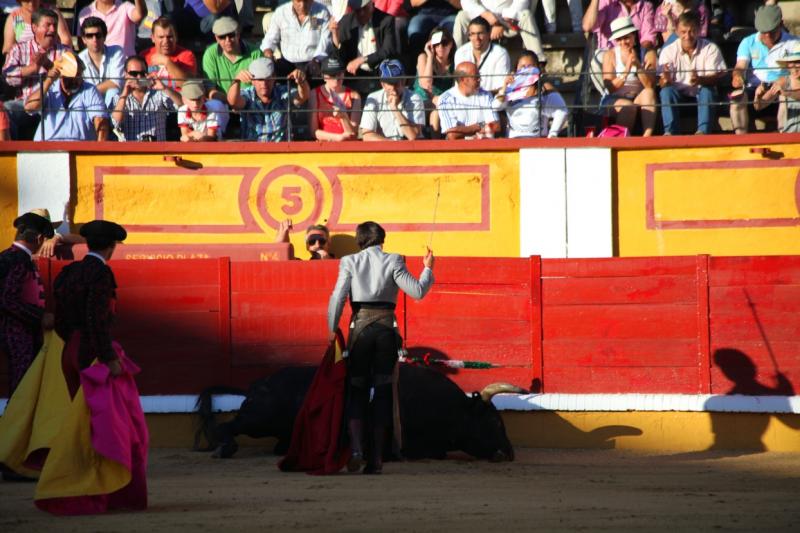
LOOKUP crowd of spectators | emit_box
[0,0,798,141]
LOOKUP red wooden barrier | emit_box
[1,255,798,397]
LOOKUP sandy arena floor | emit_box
[1,447,799,532]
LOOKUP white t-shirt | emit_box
[453,42,511,92]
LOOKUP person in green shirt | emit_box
[202,16,262,97]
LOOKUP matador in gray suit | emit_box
[328,221,434,474]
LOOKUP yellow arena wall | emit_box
[617,142,800,256]
[71,151,520,258]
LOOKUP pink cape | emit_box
[35,347,149,515]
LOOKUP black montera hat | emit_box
[13,212,55,238]
[79,220,127,242]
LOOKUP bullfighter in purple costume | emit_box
[0,212,54,394]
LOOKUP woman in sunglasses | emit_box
[275,219,336,260]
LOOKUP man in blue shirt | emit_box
[730,4,797,134]
[24,52,110,141]
[226,57,309,142]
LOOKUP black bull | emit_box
[195,364,524,462]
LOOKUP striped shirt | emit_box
[111,89,176,141]
[260,1,331,63]
[239,85,294,142]
[438,85,497,135]
[2,40,69,100]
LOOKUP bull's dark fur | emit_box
[195,364,515,462]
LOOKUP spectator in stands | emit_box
[453,0,543,58]
[178,80,222,141]
[135,0,162,52]
[309,56,362,141]
[77,17,125,108]
[78,0,147,57]
[2,0,71,54]
[658,10,726,135]
[202,16,262,95]
[261,0,331,78]
[654,0,708,46]
[541,0,583,34]
[730,4,796,135]
[413,26,455,135]
[755,43,800,133]
[360,58,425,140]
[0,102,9,141]
[275,219,336,259]
[227,57,310,141]
[3,8,69,139]
[24,52,110,141]
[493,51,567,138]
[601,16,656,136]
[438,60,499,139]
[111,55,182,141]
[453,15,510,93]
[583,0,657,51]
[176,0,236,44]
[334,0,400,97]
[403,0,459,59]
[376,0,408,55]
[142,16,198,90]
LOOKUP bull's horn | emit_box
[479,383,527,402]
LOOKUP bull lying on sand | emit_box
[195,364,524,462]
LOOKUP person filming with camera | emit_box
[111,55,182,141]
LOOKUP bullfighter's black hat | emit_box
[79,220,127,242]
[13,212,55,238]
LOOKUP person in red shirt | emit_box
[141,16,197,89]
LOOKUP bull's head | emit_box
[461,383,525,462]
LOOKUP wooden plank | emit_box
[116,286,220,312]
[231,316,331,344]
[430,257,530,285]
[233,343,329,367]
[696,255,711,394]
[543,256,697,278]
[543,275,697,305]
[412,292,531,321]
[231,261,339,291]
[710,284,800,313]
[543,303,698,340]
[231,291,330,317]
[407,316,530,344]
[404,341,532,366]
[530,256,543,392]
[545,366,701,394]
[710,367,799,395]
[710,310,800,342]
[543,338,699,367]
[109,259,222,287]
[710,256,800,286]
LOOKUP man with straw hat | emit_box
[0,210,55,396]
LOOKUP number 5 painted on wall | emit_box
[281,186,303,215]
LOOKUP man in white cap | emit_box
[730,3,797,134]
[178,80,224,141]
[754,42,800,133]
[261,0,331,78]
[227,57,309,141]
[24,52,110,141]
[203,16,263,95]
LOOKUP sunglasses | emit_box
[217,32,237,40]
[127,70,147,77]
[306,235,327,246]
[83,32,104,39]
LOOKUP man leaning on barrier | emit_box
[657,10,726,135]
[24,51,110,141]
[730,4,797,135]
[227,57,310,142]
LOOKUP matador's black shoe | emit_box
[347,452,365,473]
